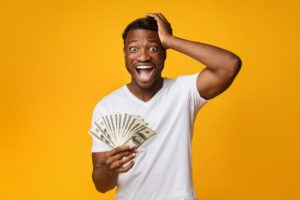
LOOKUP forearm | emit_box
[166,36,241,72]
[166,35,241,99]
[91,147,136,193]
[92,167,118,193]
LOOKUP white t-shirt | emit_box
[91,73,207,200]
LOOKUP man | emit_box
[90,13,241,199]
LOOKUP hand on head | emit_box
[146,13,173,49]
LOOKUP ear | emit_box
[163,49,167,60]
[123,47,126,57]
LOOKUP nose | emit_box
[137,49,150,62]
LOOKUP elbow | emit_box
[96,187,108,194]
[95,185,114,193]
[232,54,242,73]
[227,53,242,77]
[92,171,116,193]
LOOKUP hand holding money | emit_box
[102,146,137,174]
[92,145,137,190]
[89,113,156,149]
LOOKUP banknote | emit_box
[89,113,156,148]
[123,127,156,148]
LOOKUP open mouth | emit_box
[135,65,154,82]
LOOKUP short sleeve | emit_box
[90,100,113,152]
[91,134,112,152]
[177,72,208,114]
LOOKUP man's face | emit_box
[123,29,166,90]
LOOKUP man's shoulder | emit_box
[92,85,127,118]
[106,85,126,97]
[164,73,199,88]
[102,85,126,101]
[176,72,199,82]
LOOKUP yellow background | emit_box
[1,0,299,199]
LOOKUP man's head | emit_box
[122,17,166,94]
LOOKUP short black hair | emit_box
[122,17,158,42]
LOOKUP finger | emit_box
[117,161,135,173]
[146,13,172,34]
[106,150,136,165]
[107,151,137,170]
[157,13,169,24]
[146,13,162,24]
[153,13,166,22]
[146,13,168,23]
[155,13,171,29]
[145,13,156,18]
[107,145,135,157]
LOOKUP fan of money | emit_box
[89,113,156,149]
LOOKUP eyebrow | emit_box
[127,39,159,44]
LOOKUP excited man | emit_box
[90,13,241,199]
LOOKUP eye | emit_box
[129,47,138,52]
[149,46,157,52]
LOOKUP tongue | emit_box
[139,69,152,82]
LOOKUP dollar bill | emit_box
[89,113,156,148]
[123,127,156,148]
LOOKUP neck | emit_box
[127,78,164,102]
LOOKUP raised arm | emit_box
[147,13,242,100]
[92,146,137,193]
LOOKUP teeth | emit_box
[136,66,152,69]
